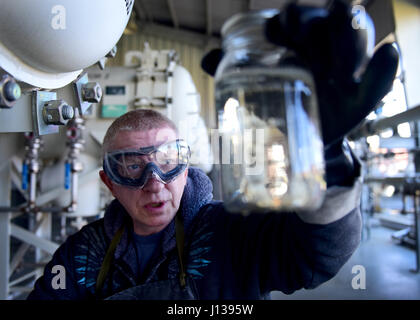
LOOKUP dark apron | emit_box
[96,214,199,300]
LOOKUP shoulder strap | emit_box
[175,214,187,289]
[96,215,187,296]
[95,224,125,296]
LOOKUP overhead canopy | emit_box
[132,0,396,45]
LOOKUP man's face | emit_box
[100,127,188,236]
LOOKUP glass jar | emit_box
[214,9,326,214]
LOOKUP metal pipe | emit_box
[9,270,39,287]
[68,171,79,213]
[22,133,42,213]
[0,166,100,214]
[8,285,36,293]
[9,242,31,277]
[0,205,69,214]
[9,215,49,276]
[364,175,420,184]
[28,172,37,209]
[64,114,85,213]
[364,175,420,195]
[0,206,25,213]
[10,224,59,255]
[350,104,420,139]
[365,148,420,160]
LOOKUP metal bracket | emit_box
[31,91,59,135]
[73,72,92,116]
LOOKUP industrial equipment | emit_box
[0,0,133,299]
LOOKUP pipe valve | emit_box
[42,100,74,125]
[81,82,102,103]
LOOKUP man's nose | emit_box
[142,175,165,192]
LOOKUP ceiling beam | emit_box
[137,22,221,48]
[167,0,179,28]
[133,0,153,22]
[132,1,145,21]
[206,0,213,35]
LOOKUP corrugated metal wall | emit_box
[107,33,217,128]
[393,0,420,109]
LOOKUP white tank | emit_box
[170,65,214,173]
[0,0,133,88]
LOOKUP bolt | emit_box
[0,74,21,108]
[4,81,21,101]
[42,100,74,125]
[82,82,102,103]
[106,46,118,58]
[97,58,106,70]
[61,104,74,120]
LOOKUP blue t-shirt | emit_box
[132,230,165,277]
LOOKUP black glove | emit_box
[202,0,399,187]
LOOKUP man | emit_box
[28,0,398,300]
[28,108,359,300]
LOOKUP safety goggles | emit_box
[103,139,190,188]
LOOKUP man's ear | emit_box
[183,168,189,187]
[99,170,114,194]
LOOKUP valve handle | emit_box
[65,162,71,190]
[22,163,28,190]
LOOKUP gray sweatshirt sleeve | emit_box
[220,177,363,296]
[296,178,362,225]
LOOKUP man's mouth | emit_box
[145,202,165,209]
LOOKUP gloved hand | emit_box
[202,0,399,187]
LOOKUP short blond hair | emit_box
[102,109,178,155]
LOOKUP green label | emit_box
[101,104,128,118]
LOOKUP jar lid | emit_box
[221,9,280,38]
[220,9,280,50]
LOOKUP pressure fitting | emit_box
[106,45,118,58]
[0,74,21,108]
[42,100,74,125]
[81,82,102,103]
